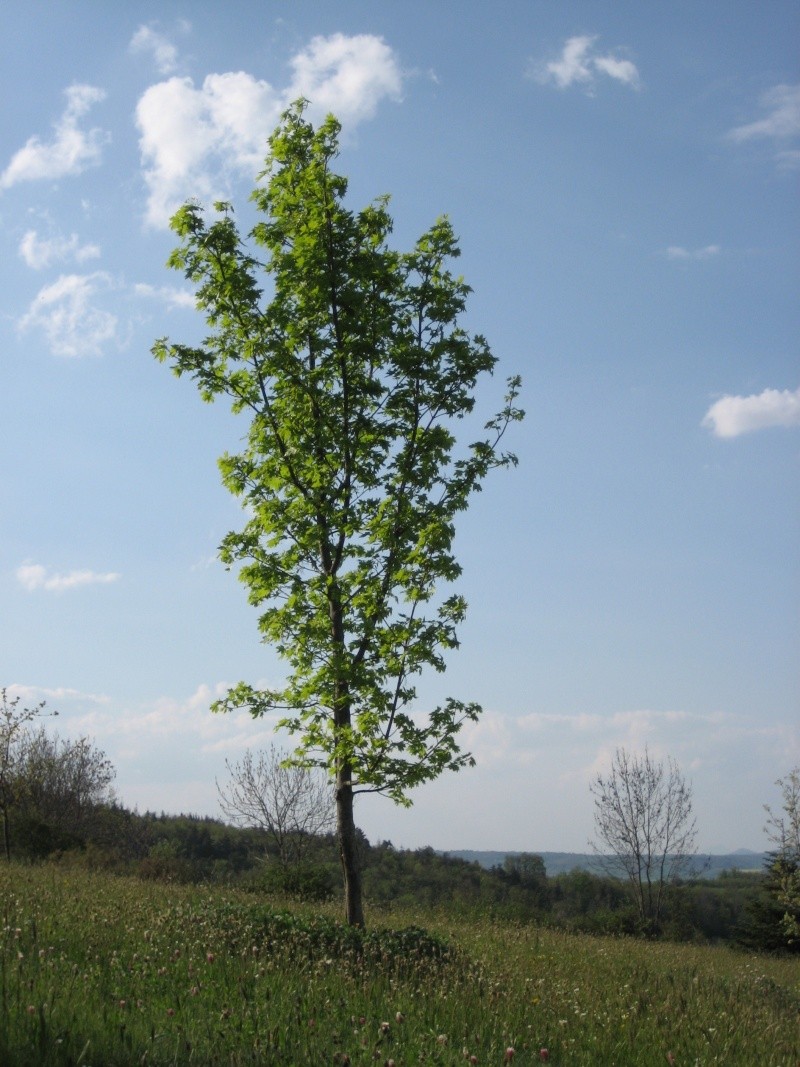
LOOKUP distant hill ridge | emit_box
[440,850,766,878]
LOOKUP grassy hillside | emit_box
[1,864,797,1065]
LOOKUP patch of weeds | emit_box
[212,900,463,977]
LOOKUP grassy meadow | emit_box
[1,864,798,1066]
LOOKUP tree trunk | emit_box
[326,572,365,927]
[336,771,365,926]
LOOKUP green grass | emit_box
[1,865,797,1065]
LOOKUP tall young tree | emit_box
[590,747,697,932]
[154,102,523,926]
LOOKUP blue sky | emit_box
[2,1,797,853]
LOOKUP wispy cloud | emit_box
[18,228,100,269]
[0,85,108,190]
[135,33,403,228]
[727,84,800,170]
[4,683,110,707]
[16,562,120,593]
[18,272,119,357]
[665,244,721,261]
[728,83,800,142]
[530,35,640,92]
[133,282,195,309]
[462,707,699,773]
[129,24,182,75]
[55,682,281,758]
[457,706,797,799]
[592,54,640,89]
[702,386,800,438]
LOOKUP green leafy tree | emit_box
[503,852,547,887]
[154,102,523,926]
[0,689,55,861]
[764,767,800,945]
[16,728,115,853]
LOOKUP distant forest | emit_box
[443,849,767,877]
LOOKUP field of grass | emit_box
[1,864,798,1065]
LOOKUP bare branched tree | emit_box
[217,747,334,867]
[590,746,697,929]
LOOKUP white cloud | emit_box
[531,35,640,92]
[728,83,800,142]
[129,25,180,75]
[534,34,595,89]
[592,54,641,89]
[135,33,403,228]
[135,73,279,227]
[134,282,195,309]
[57,682,282,761]
[18,228,100,270]
[702,386,800,438]
[665,244,720,261]
[0,85,108,189]
[16,562,120,593]
[461,707,696,776]
[18,272,119,357]
[286,33,403,124]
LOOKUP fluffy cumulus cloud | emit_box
[18,272,119,357]
[18,228,100,270]
[135,32,403,227]
[286,33,403,123]
[530,35,640,92]
[0,85,108,189]
[135,71,278,227]
[702,386,800,438]
[16,562,120,593]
